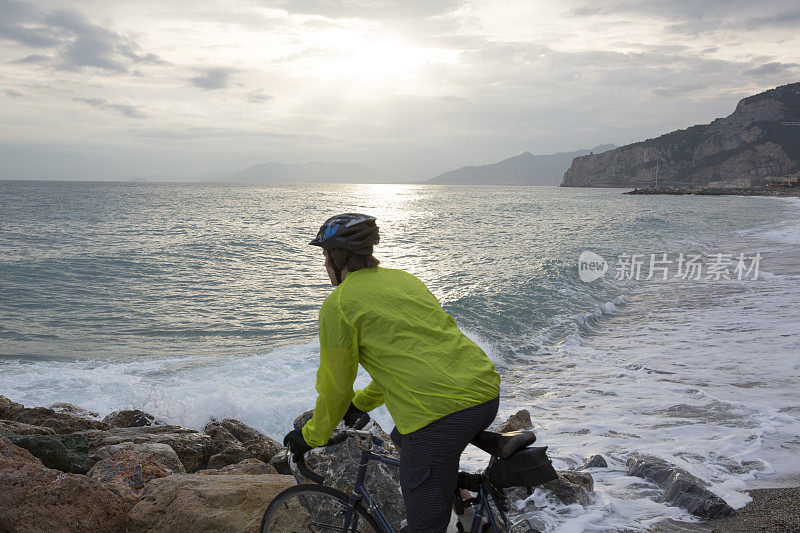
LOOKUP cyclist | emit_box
[283,213,501,533]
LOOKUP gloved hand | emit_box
[342,402,370,429]
[283,427,312,458]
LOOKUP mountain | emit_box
[426,145,617,185]
[561,82,800,188]
[226,161,400,183]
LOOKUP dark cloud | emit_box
[45,9,166,71]
[0,0,60,47]
[738,8,800,30]
[0,1,164,73]
[190,68,236,90]
[247,89,274,103]
[568,0,754,21]
[3,89,24,97]
[11,53,50,64]
[742,62,799,76]
[73,97,148,118]
[568,0,800,36]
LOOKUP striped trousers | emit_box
[390,397,500,533]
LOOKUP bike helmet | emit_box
[310,213,379,284]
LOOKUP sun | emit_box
[304,31,458,83]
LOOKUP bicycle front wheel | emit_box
[261,484,382,533]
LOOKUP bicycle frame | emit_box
[341,445,510,533]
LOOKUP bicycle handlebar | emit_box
[291,420,384,485]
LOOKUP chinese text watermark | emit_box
[578,252,762,282]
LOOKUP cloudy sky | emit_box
[1,0,799,181]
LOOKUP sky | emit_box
[1,0,799,181]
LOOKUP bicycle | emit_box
[260,426,540,533]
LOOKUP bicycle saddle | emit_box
[470,430,536,459]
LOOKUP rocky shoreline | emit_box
[624,186,800,197]
[0,397,778,532]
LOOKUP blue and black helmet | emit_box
[309,213,379,253]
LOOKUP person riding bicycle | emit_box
[283,213,501,533]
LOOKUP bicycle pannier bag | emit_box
[484,446,558,488]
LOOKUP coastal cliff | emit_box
[560,82,800,187]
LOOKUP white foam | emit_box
[750,197,800,245]
[0,341,390,440]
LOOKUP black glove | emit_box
[283,427,312,458]
[342,402,370,429]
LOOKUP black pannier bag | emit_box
[484,445,558,489]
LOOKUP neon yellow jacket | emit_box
[302,266,501,447]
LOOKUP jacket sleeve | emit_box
[353,380,385,412]
[302,291,359,447]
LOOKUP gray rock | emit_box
[0,395,110,433]
[560,470,594,493]
[102,409,157,428]
[87,450,172,508]
[91,442,186,474]
[268,448,291,474]
[197,458,277,475]
[50,402,100,419]
[506,469,594,506]
[127,473,296,533]
[496,409,533,433]
[0,435,127,533]
[4,432,92,473]
[581,454,608,469]
[80,425,212,473]
[205,424,251,469]
[291,419,405,531]
[626,454,736,519]
[203,418,282,468]
[293,410,314,429]
[0,420,56,435]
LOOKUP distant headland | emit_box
[561,82,800,189]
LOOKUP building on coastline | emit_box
[707,177,752,189]
[763,175,800,189]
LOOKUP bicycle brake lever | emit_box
[295,453,325,485]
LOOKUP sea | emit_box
[1,181,798,532]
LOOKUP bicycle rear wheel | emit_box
[261,484,382,533]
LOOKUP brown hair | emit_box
[327,247,380,273]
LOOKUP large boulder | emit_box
[127,473,296,533]
[496,409,533,433]
[508,469,594,506]
[91,442,186,473]
[0,419,56,435]
[205,424,251,469]
[626,454,736,519]
[0,435,127,532]
[80,425,212,473]
[291,417,405,531]
[197,458,277,475]
[4,432,92,473]
[87,450,172,508]
[103,409,158,428]
[203,418,282,469]
[581,454,608,469]
[0,395,110,433]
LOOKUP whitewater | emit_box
[1,182,798,532]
